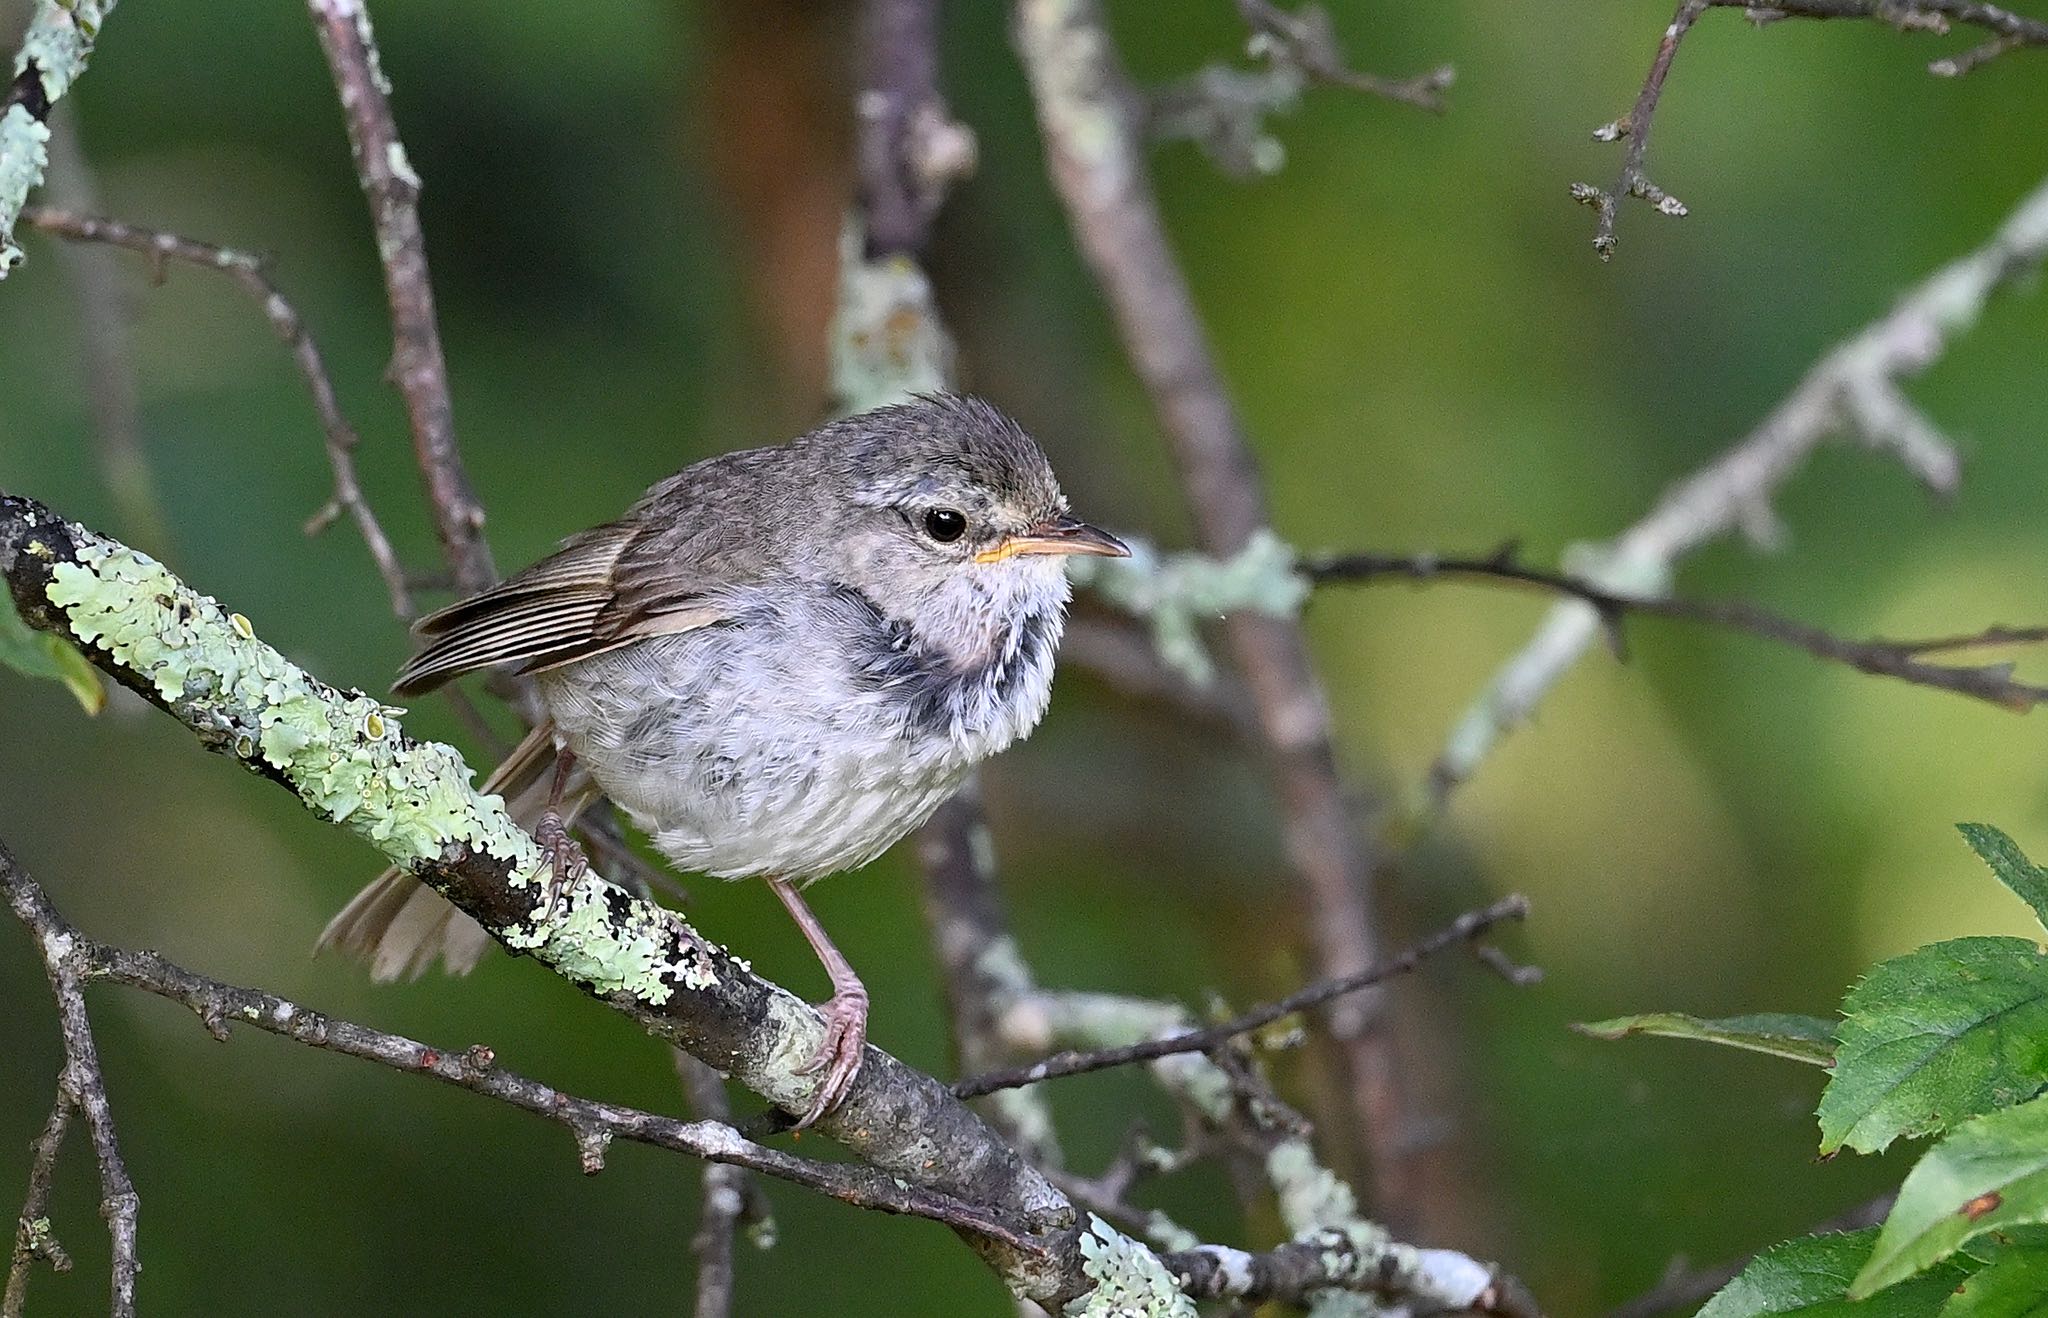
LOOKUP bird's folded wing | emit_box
[392,521,732,695]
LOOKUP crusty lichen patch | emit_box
[43,534,716,1004]
[1066,1215,1197,1318]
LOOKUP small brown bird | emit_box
[321,394,1126,1125]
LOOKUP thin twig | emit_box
[955,895,1529,1097]
[1578,0,2048,256]
[1235,0,1452,110]
[1443,168,2048,801]
[1572,0,1704,260]
[304,0,495,598]
[854,0,974,258]
[22,205,415,617]
[1,842,139,1318]
[1305,547,2048,712]
[0,851,1041,1253]
[1016,0,1408,1207]
[672,1051,747,1318]
[4,1097,75,1317]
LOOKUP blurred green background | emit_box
[3,1,2046,1312]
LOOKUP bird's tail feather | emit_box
[317,720,596,980]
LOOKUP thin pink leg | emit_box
[769,876,869,1128]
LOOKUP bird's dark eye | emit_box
[922,508,967,544]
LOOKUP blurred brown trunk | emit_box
[695,0,853,419]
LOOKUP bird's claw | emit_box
[534,810,589,921]
[791,988,868,1130]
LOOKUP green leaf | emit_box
[1854,1092,2048,1297]
[1573,1012,1836,1066]
[1942,1244,2048,1316]
[1819,938,2048,1155]
[0,587,102,714]
[1699,1228,1977,1317]
[1959,824,2048,935]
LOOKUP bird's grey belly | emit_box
[537,627,979,882]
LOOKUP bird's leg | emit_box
[768,876,869,1129]
[533,747,588,919]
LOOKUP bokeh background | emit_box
[4,1,2047,1313]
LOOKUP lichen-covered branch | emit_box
[1441,167,2048,801]
[0,489,1085,1301]
[1577,0,2048,257]
[0,0,116,275]
[1014,0,1406,1208]
[1,841,138,1318]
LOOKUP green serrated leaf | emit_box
[1819,938,2048,1155]
[1700,1227,1978,1317]
[0,586,103,713]
[1853,1093,2048,1297]
[1573,1012,1836,1066]
[1942,1243,2048,1317]
[1959,825,2048,935]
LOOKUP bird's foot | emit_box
[533,809,589,921]
[792,986,868,1129]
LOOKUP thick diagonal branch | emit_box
[1015,0,1404,1206]
[0,490,1083,1302]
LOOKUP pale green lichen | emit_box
[3,0,119,274]
[828,219,956,417]
[1065,530,1309,686]
[1066,1215,1196,1318]
[42,533,716,1005]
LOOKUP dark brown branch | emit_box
[1,842,139,1318]
[1578,0,2048,257]
[1304,547,2048,712]
[304,0,496,598]
[855,0,975,257]
[21,205,416,618]
[1016,0,1409,1209]
[955,895,1530,1098]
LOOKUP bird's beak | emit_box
[974,514,1131,565]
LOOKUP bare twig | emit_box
[1,841,138,1318]
[855,0,974,258]
[304,0,495,598]
[0,843,1040,1254]
[1016,0,1408,1207]
[4,1097,75,1317]
[1235,0,1451,110]
[1150,0,1450,178]
[1305,547,2048,712]
[1572,0,1704,260]
[673,1051,746,1318]
[1579,0,2048,256]
[1444,169,2048,801]
[22,205,416,618]
[956,895,1529,1097]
